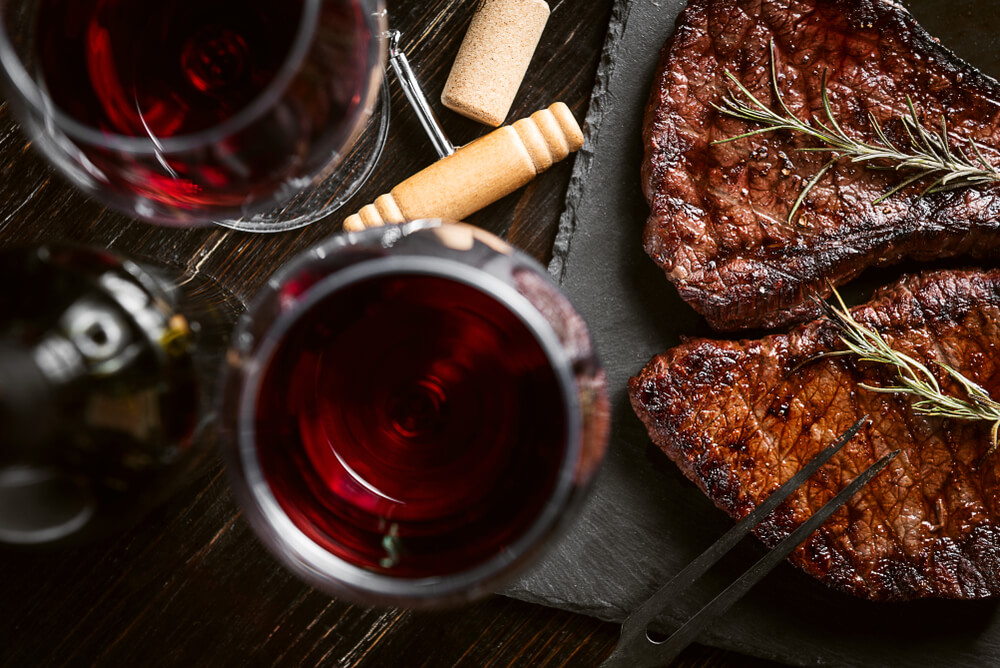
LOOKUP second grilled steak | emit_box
[643,0,1000,331]
[629,269,1000,601]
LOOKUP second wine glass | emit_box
[0,0,386,229]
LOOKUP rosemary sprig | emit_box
[712,42,1000,223]
[817,288,1000,462]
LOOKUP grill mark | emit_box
[629,268,1000,601]
[642,0,1000,331]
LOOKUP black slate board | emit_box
[505,0,1000,665]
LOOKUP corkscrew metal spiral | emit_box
[342,31,584,232]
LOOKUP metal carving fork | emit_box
[601,417,900,668]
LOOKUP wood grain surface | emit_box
[0,1,779,666]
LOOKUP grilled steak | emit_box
[629,269,1000,601]
[643,0,1000,331]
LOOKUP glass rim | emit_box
[229,241,585,605]
[0,0,385,155]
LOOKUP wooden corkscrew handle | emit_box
[343,102,584,231]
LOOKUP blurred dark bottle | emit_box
[0,244,229,546]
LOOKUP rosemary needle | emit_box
[817,288,1000,463]
[712,42,1000,223]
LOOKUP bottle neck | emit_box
[0,341,59,459]
[0,285,151,458]
[0,245,203,546]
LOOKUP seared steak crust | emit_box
[629,269,1000,601]
[643,0,1000,331]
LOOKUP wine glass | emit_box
[0,0,386,230]
[218,220,611,607]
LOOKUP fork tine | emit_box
[611,417,867,656]
[601,418,892,668]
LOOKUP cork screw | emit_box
[343,26,582,232]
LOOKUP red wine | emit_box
[254,273,568,577]
[33,0,373,213]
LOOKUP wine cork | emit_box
[343,102,583,231]
[442,0,551,127]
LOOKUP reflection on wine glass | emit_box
[0,0,386,229]
[218,220,611,607]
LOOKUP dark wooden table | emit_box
[0,1,778,666]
